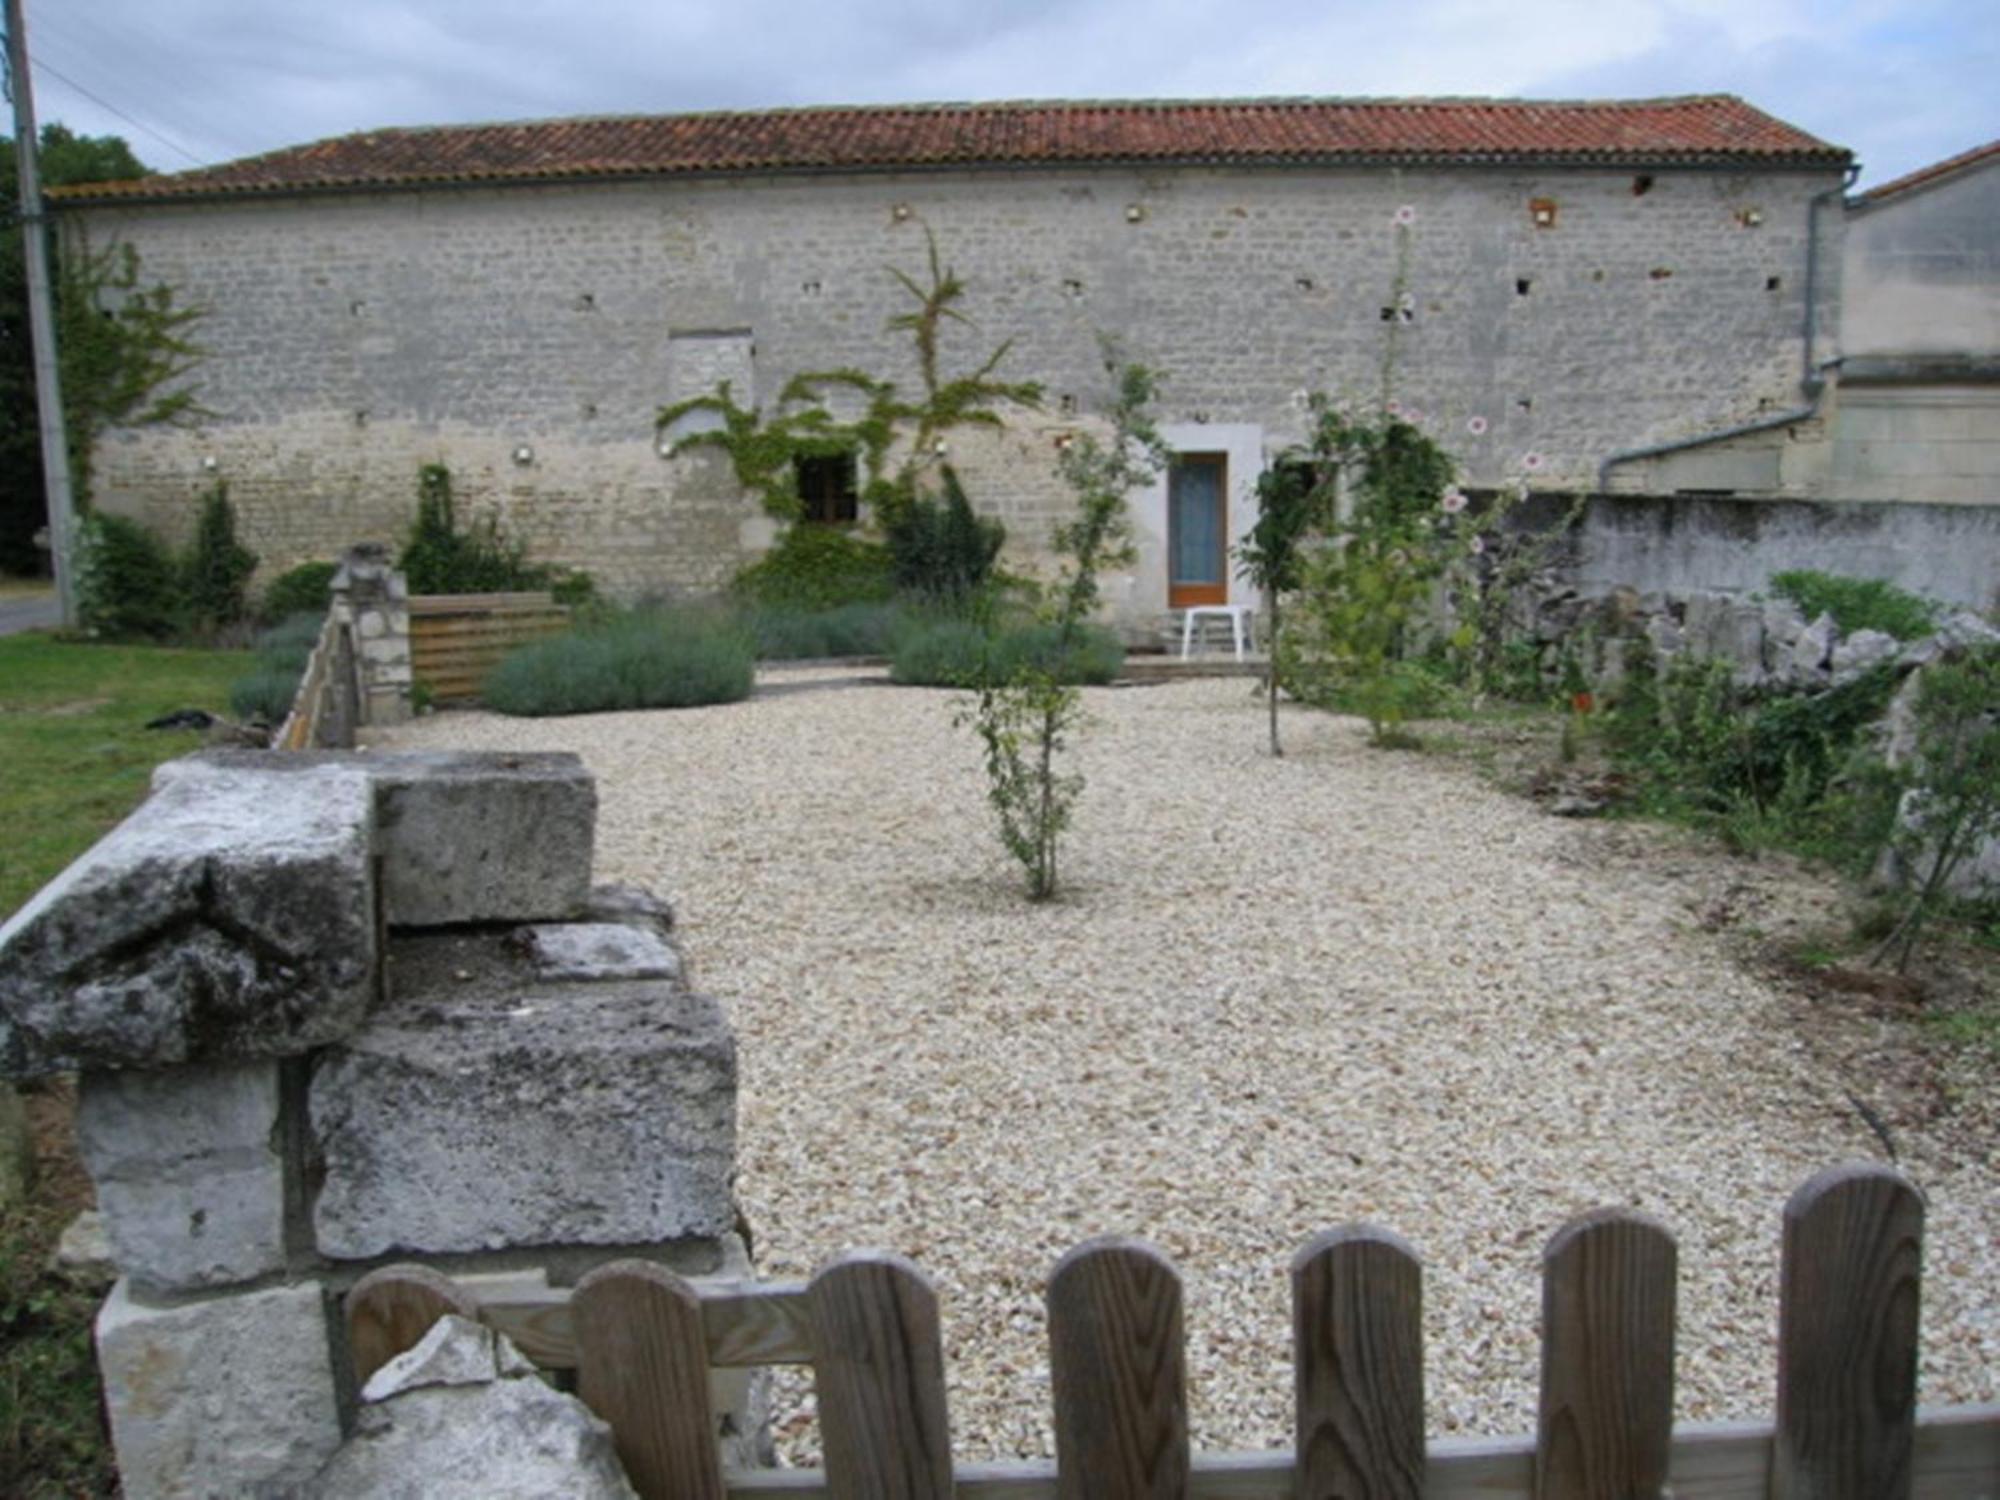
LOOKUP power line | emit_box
[12,42,207,167]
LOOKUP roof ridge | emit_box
[317,91,1753,135]
[1854,137,2000,204]
[53,93,1848,204]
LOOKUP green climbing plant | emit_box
[657,228,1040,525]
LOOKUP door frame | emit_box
[1166,451,1229,608]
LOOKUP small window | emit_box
[796,453,858,525]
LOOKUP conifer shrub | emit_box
[182,481,257,633]
[880,464,1005,610]
[398,463,594,600]
[72,511,182,639]
[258,561,338,624]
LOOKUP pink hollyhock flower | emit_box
[1466,415,1489,436]
[1393,205,1417,226]
[1521,451,1545,471]
[1468,534,1486,555]
[1441,489,1468,514]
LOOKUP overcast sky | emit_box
[20,0,1999,191]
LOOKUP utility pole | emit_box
[6,0,78,626]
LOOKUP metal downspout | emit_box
[1595,164,1862,493]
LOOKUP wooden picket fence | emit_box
[407,590,569,703]
[344,1163,1999,1498]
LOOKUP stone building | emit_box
[56,94,1859,630]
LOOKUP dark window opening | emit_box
[796,453,858,525]
[1631,174,1655,196]
[1766,275,1783,291]
[1516,278,1533,296]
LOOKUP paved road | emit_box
[0,591,60,636]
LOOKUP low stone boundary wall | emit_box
[0,749,762,1496]
[272,544,413,750]
[1572,492,2000,615]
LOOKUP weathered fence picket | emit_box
[574,1260,726,1500]
[1535,1208,1678,1499]
[339,1164,1999,1499]
[1047,1238,1191,1500]
[1290,1225,1425,1500]
[809,1253,955,1500]
[1775,1163,1925,1500]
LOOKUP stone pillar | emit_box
[0,749,762,1496]
[330,542,412,726]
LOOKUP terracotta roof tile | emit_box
[1853,138,2000,205]
[56,94,1850,203]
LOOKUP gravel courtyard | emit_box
[372,669,1996,1460]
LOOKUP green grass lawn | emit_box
[2,633,247,1497]
[1,635,249,918]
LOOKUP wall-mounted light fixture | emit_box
[1529,197,1558,228]
[1125,204,1146,223]
[512,444,535,467]
[891,203,912,222]
[201,455,220,472]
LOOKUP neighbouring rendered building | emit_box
[54,94,1877,632]
[1831,140,2000,506]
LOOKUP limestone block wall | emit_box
[69,159,1841,627]
[0,750,760,1498]
[331,543,412,725]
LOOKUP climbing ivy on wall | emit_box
[656,229,1041,524]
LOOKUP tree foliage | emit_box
[960,349,1163,901]
[1871,647,2000,971]
[1276,404,1458,745]
[0,126,205,571]
[1236,395,1342,754]
[57,236,206,495]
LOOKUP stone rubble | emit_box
[305,1317,637,1500]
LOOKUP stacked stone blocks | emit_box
[0,748,752,1497]
[331,543,413,727]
